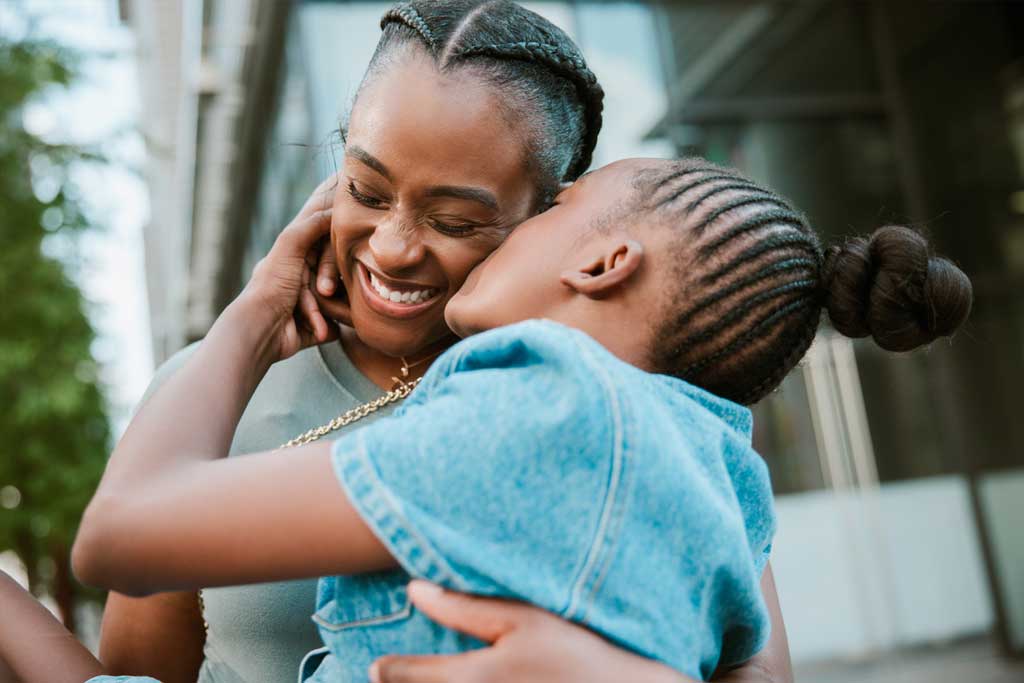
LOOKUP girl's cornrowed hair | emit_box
[646,159,973,405]
[365,1,604,197]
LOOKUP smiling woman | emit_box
[97,3,609,682]
[324,49,539,361]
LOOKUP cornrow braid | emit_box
[692,190,790,230]
[675,279,819,354]
[679,297,820,381]
[698,208,810,257]
[656,174,758,210]
[736,308,820,405]
[646,160,827,404]
[380,3,436,51]
[665,257,818,336]
[450,41,604,180]
[644,157,971,405]
[702,232,822,284]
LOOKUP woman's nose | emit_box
[368,216,425,274]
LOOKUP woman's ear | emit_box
[560,239,644,298]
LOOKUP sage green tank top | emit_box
[140,340,398,683]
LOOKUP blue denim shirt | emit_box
[303,320,775,682]
[88,320,775,683]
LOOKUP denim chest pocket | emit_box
[312,570,412,632]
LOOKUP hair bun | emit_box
[821,225,972,351]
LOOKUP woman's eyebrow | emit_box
[423,185,499,211]
[347,145,391,180]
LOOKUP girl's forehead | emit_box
[568,159,649,205]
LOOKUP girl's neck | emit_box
[339,326,456,391]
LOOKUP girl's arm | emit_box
[94,176,342,680]
[0,570,104,683]
[72,208,396,596]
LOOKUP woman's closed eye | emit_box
[347,181,387,209]
[427,217,480,237]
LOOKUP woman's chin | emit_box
[350,312,452,358]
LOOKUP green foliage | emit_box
[0,35,111,614]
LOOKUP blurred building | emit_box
[123,0,1024,674]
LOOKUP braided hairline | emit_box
[449,41,603,179]
[380,3,435,48]
[737,307,821,405]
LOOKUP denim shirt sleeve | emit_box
[329,324,619,615]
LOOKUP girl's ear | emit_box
[560,239,644,298]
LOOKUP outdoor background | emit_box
[1,2,1023,682]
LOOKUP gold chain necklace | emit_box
[277,375,422,449]
[199,352,436,633]
[277,348,441,449]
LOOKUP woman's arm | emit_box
[370,581,686,683]
[370,566,793,683]
[72,208,395,596]
[0,570,104,683]
[98,591,205,683]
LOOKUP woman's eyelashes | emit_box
[347,179,492,238]
[347,180,386,209]
[427,218,477,237]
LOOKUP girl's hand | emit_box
[240,205,339,363]
[369,582,688,683]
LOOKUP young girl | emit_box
[2,158,971,683]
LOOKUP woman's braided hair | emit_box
[365,1,604,196]
[642,159,973,405]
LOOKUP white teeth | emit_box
[368,270,438,306]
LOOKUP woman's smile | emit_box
[355,261,445,320]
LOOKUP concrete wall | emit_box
[772,475,993,663]
[979,469,1024,651]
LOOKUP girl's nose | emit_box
[368,216,425,275]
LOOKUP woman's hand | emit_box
[313,224,353,327]
[372,569,794,683]
[310,177,354,329]
[240,206,339,363]
[369,582,688,683]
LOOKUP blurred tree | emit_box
[0,36,110,634]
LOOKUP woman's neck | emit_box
[339,326,457,391]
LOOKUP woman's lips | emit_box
[356,262,444,320]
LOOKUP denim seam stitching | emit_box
[311,603,414,632]
[563,335,626,620]
[332,437,469,591]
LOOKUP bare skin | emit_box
[97,45,794,683]
[71,160,790,682]
[0,570,103,683]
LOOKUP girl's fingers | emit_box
[317,245,340,296]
